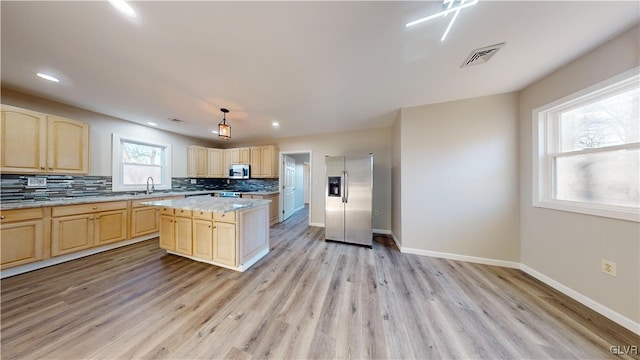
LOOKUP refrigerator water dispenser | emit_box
[328,176,341,197]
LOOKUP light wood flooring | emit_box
[2,207,638,359]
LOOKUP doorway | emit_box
[279,150,311,224]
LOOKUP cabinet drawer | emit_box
[214,211,236,223]
[160,207,174,215]
[52,201,128,217]
[193,210,213,220]
[0,208,44,223]
[175,209,192,218]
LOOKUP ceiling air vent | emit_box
[461,42,505,68]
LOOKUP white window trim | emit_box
[112,133,172,192]
[532,67,640,222]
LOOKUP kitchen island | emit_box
[142,195,270,272]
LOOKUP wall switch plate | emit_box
[601,259,617,277]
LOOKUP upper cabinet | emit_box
[188,145,279,179]
[187,145,207,177]
[1,105,89,174]
[250,145,279,178]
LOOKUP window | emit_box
[112,134,172,192]
[533,68,639,222]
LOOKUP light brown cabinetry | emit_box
[187,145,207,177]
[250,145,279,178]
[159,208,193,255]
[193,218,214,260]
[159,213,175,251]
[240,193,280,225]
[1,105,90,174]
[207,148,224,178]
[130,202,160,238]
[51,201,128,257]
[213,221,236,267]
[0,208,46,269]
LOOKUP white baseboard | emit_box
[401,246,521,269]
[390,232,402,250]
[309,222,324,227]
[373,228,391,235]
[520,264,640,335]
[0,234,157,279]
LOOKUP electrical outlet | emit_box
[190,179,197,184]
[601,259,617,277]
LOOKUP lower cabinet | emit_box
[213,221,237,267]
[174,216,193,255]
[130,206,160,238]
[0,208,46,269]
[159,214,175,251]
[193,219,214,260]
[51,201,128,257]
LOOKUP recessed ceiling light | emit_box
[36,73,60,83]
[109,0,136,18]
[147,122,157,126]
[272,122,280,128]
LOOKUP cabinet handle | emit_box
[89,217,95,220]
[213,226,216,229]
[208,225,211,228]
[40,167,45,170]
[0,216,5,220]
[93,206,98,210]
[48,167,53,170]
[95,216,101,219]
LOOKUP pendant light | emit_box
[218,108,231,140]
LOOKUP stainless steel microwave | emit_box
[229,164,250,179]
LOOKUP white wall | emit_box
[237,127,392,230]
[1,89,213,177]
[392,111,402,245]
[519,24,640,325]
[398,93,520,262]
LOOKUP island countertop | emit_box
[141,195,271,213]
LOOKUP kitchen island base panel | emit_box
[167,247,269,272]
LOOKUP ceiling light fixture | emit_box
[36,72,60,83]
[272,121,280,128]
[406,0,479,41]
[218,108,231,140]
[109,0,136,18]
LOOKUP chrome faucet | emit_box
[146,177,155,194]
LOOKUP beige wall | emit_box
[1,88,213,177]
[398,93,520,262]
[235,127,392,231]
[519,24,640,324]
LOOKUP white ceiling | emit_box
[2,1,638,143]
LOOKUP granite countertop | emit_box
[0,191,216,210]
[141,195,271,213]
[210,190,280,196]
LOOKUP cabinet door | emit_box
[174,216,193,255]
[269,194,280,225]
[159,215,175,250]
[131,207,160,237]
[188,145,207,177]
[47,115,90,174]
[0,220,44,269]
[223,149,232,175]
[250,147,262,177]
[51,214,94,257]
[193,219,214,260]
[214,222,236,267]
[206,148,224,178]
[239,147,250,163]
[261,146,278,178]
[94,209,128,246]
[0,106,47,173]
[230,148,241,164]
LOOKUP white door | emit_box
[303,163,310,204]
[283,155,296,220]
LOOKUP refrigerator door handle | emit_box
[343,170,349,203]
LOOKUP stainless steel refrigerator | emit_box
[324,154,373,247]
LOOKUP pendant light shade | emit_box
[218,108,231,140]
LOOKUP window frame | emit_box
[112,133,172,192]
[532,67,640,222]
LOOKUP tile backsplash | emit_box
[0,175,278,203]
